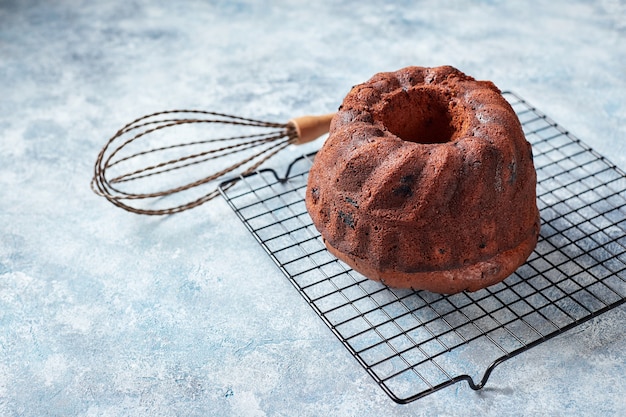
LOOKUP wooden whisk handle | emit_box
[288,113,335,144]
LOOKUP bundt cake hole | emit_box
[379,88,459,144]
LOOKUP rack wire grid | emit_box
[218,91,626,404]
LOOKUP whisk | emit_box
[91,110,334,215]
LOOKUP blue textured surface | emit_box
[1,0,625,415]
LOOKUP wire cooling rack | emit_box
[218,92,626,404]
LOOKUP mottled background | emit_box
[1,0,625,416]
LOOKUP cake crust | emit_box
[323,218,540,293]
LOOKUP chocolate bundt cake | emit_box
[305,65,540,294]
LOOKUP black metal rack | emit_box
[218,92,626,404]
